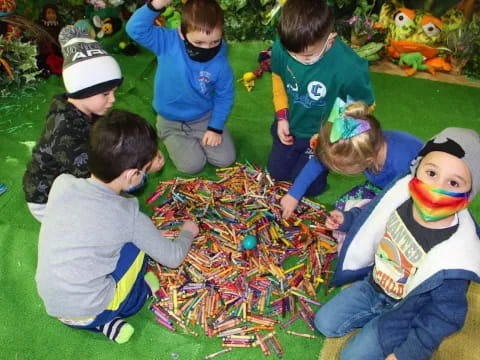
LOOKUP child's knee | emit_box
[211,158,235,169]
[176,158,207,174]
[314,307,344,337]
[267,160,289,180]
[209,151,236,169]
[168,146,207,174]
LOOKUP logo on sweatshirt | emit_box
[198,71,211,94]
[307,81,326,101]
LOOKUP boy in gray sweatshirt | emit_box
[36,109,199,344]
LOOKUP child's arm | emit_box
[272,72,293,145]
[151,0,172,10]
[288,157,326,200]
[390,279,469,360]
[126,0,173,54]
[133,212,199,268]
[272,72,288,113]
[280,157,326,218]
[205,57,234,139]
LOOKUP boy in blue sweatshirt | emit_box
[127,0,235,174]
[314,127,480,360]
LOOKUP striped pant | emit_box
[59,243,149,330]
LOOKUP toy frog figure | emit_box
[378,1,464,75]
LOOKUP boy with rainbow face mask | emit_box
[314,127,480,360]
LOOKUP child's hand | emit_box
[151,0,172,10]
[309,134,319,150]
[280,194,299,219]
[181,220,199,238]
[277,121,294,145]
[385,354,398,360]
[325,210,344,230]
[202,130,222,147]
[149,150,165,173]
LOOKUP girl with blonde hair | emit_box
[280,98,423,234]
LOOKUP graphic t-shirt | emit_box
[372,199,457,299]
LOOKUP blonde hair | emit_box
[315,101,385,174]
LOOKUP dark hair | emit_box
[88,110,158,183]
[278,0,333,53]
[181,0,224,35]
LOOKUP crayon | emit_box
[204,348,232,359]
[286,330,318,339]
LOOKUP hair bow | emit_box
[327,97,371,143]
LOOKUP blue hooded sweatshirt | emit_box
[126,4,234,131]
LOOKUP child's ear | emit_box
[177,28,185,40]
[365,156,376,169]
[121,169,137,185]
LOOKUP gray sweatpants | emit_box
[156,113,236,174]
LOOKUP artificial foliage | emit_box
[4,0,480,83]
[0,35,40,96]
[445,14,480,59]
[463,54,480,80]
[444,13,480,78]
[57,3,88,27]
[219,0,277,41]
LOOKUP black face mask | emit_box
[184,37,222,63]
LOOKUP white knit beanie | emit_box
[59,25,122,99]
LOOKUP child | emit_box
[35,109,199,344]
[22,25,123,222]
[314,127,480,360]
[126,0,236,174]
[23,25,165,222]
[267,0,375,196]
[280,98,423,221]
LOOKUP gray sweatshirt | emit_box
[36,174,194,318]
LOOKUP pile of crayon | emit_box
[146,162,337,359]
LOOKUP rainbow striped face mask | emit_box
[409,177,470,221]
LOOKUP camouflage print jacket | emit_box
[23,94,94,204]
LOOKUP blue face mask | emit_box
[126,171,147,193]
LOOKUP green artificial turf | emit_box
[0,41,479,360]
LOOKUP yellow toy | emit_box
[237,72,256,92]
[237,48,272,92]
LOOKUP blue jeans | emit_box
[314,278,398,360]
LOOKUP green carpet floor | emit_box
[1,41,479,360]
